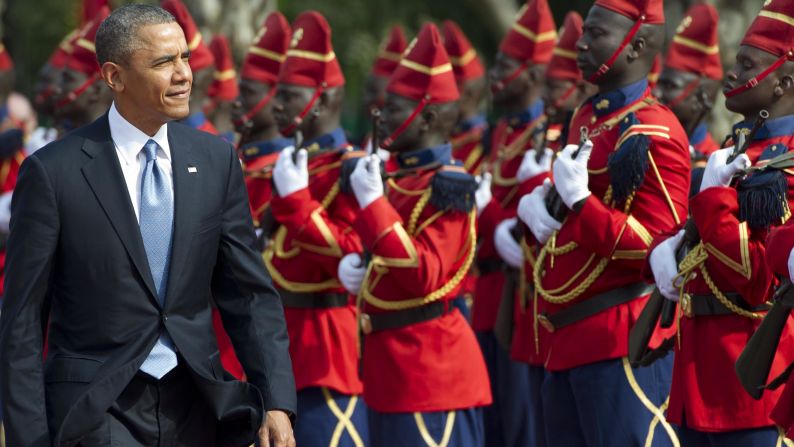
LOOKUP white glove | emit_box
[351,154,384,208]
[699,147,751,192]
[0,191,11,234]
[475,173,492,216]
[552,140,593,209]
[338,253,367,295]
[517,148,553,182]
[273,146,308,197]
[495,217,523,268]
[517,179,562,244]
[649,229,686,301]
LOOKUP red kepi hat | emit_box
[0,44,13,72]
[235,12,291,128]
[81,0,109,26]
[161,0,214,72]
[56,6,110,108]
[442,20,484,83]
[277,11,345,136]
[588,0,665,82]
[546,12,585,108]
[207,35,239,102]
[725,0,794,98]
[493,0,557,93]
[382,22,459,148]
[371,25,408,78]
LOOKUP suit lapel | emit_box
[164,125,200,305]
[80,115,160,305]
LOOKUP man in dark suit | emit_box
[0,5,297,446]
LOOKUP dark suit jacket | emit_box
[0,114,296,446]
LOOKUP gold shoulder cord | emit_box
[675,243,764,320]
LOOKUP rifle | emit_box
[545,126,589,221]
[629,110,769,366]
[257,130,305,249]
[735,279,794,399]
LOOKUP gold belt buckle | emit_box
[360,314,373,335]
[537,314,555,333]
[680,293,693,318]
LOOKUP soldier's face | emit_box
[233,79,276,133]
[724,45,782,117]
[577,6,634,85]
[115,22,192,128]
[543,77,576,124]
[654,67,700,124]
[378,92,422,152]
[362,74,388,116]
[272,83,315,135]
[488,52,528,106]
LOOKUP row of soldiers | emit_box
[4,0,794,446]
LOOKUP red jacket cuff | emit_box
[270,188,319,228]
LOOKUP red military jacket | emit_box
[264,128,365,394]
[535,81,690,371]
[451,113,488,176]
[354,144,492,413]
[657,121,794,431]
[766,209,794,439]
[239,137,293,226]
[473,101,545,332]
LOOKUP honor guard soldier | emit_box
[265,11,369,447]
[234,12,293,229]
[340,22,491,447]
[53,6,113,132]
[443,20,488,176]
[161,0,218,135]
[511,11,595,447]
[651,0,794,443]
[525,0,690,444]
[477,1,556,445]
[653,2,723,193]
[206,35,239,143]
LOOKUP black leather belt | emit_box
[682,292,771,317]
[476,258,504,276]
[538,282,654,333]
[279,291,350,309]
[360,301,450,334]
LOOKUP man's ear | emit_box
[627,37,647,62]
[775,74,794,97]
[101,62,123,93]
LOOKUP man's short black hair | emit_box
[95,4,175,66]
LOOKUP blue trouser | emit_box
[369,408,484,447]
[477,330,543,446]
[296,387,370,447]
[542,355,677,447]
[678,422,786,446]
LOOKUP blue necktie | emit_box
[138,139,178,378]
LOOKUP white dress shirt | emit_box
[108,102,173,222]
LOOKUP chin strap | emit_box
[279,82,326,137]
[724,50,794,98]
[491,62,528,94]
[233,86,277,129]
[665,77,701,109]
[587,15,645,83]
[381,95,430,149]
[54,72,101,109]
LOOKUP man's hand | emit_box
[338,253,367,295]
[551,140,593,209]
[494,217,523,268]
[517,148,553,182]
[518,179,561,244]
[350,155,384,209]
[475,173,492,216]
[699,147,751,192]
[649,229,686,301]
[258,410,295,447]
[273,146,308,197]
